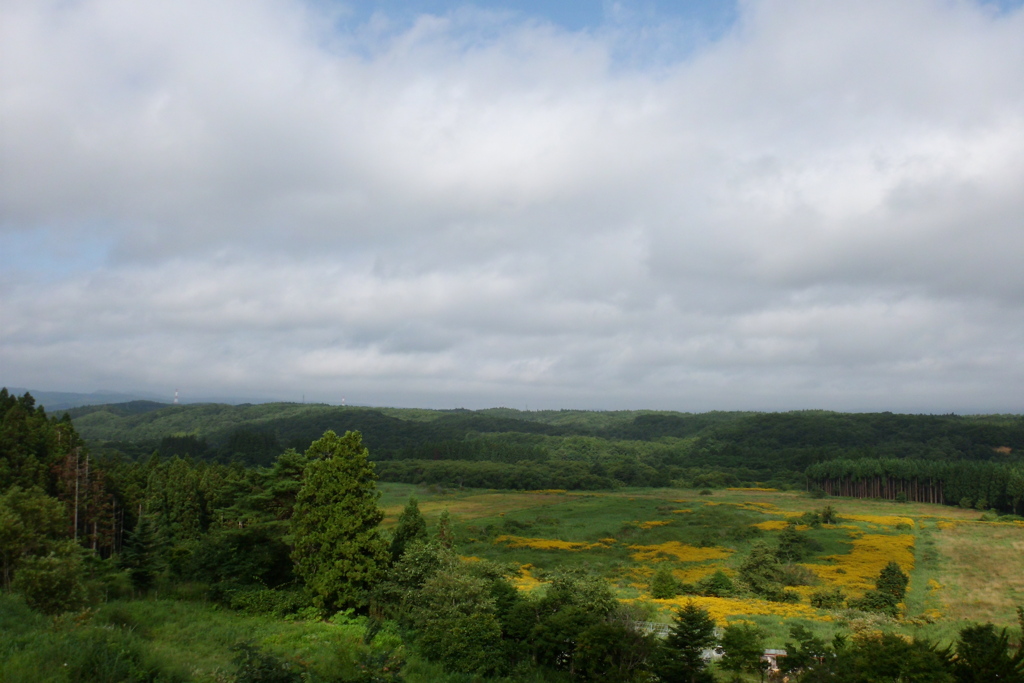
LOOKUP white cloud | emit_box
[1,0,1023,411]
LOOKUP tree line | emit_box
[806,457,1024,513]
[4,388,1024,682]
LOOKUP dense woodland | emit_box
[70,398,1024,511]
[3,388,1024,681]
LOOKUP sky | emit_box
[2,0,1024,412]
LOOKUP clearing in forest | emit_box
[380,482,1024,639]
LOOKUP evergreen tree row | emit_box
[805,457,1024,513]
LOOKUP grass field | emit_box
[381,483,1024,646]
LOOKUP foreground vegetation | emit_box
[3,388,1024,681]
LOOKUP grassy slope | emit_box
[380,483,1024,647]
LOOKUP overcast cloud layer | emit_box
[2,0,1024,411]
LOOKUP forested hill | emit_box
[68,401,1024,471]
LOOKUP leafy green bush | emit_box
[649,565,680,599]
[227,588,309,617]
[187,525,293,588]
[353,648,406,683]
[0,611,185,683]
[696,570,735,597]
[778,563,819,587]
[809,587,846,609]
[11,546,86,615]
[848,589,900,616]
[232,641,303,683]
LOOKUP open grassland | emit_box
[381,483,1024,645]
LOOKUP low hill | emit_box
[69,402,1024,472]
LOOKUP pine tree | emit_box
[653,601,718,683]
[649,564,680,599]
[120,516,160,593]
[291,431,388,612]
[876,561,910,602]
[436,509,454,549]
[389,496,427,563]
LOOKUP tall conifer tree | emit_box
[389,496,427,563]
[291,430,388,611]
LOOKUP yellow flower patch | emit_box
[936,521,957,530]
[637,520,672,529]
[673,509,693,514]
[628,542,733,563]
[927,579,943,591]
[512,564,544,592]
[495,535,612,551]
[804,533,915,595]
[843,514,915,528]
[673,564,734,584]
[753,520,809,531]
[649,595,823,625]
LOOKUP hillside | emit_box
[71,402,1024,472]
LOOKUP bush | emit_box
[11,547,86,615]
[649,565,680,599]
[232,641,303,683]
[778,563,819,587]
[187,525,293,588]
[696,570,735,597]
[0,619,181,683]
[876,562,909,602]
[227,588,309,617]
[810,588,845,609]
[848,590,900,616]
[767,588,801,603]
[353,648,406,683]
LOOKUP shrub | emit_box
[810,588,846,609]
[187,525,294,588]
[817,505,839,524]
[11,547,86,615]
[960,497,974,509]
[353,648,406,683]
[798,511,822,527]
[739,542,783,598]
[649,565,680,599]
[895,492,908,503]
[778,563,819,587]
[876,562,909,602]
[232,642,303,683]
[227,588,309,617]
[698,490,713,496]
[767,588,802,603]
[697,570,735,597]
[848,590,900,616]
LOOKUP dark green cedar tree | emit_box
[389,496,427,563]
[290,430,388,612]
[653,601,718,683]
[720,622,768,681]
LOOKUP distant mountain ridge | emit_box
[65,400,1024,471]
[4,388,169,412]
[4,387,288,412]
